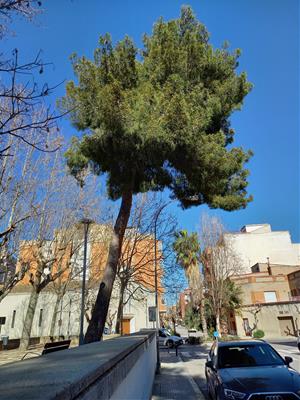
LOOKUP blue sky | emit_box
[4,0,299,242]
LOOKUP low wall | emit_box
[236,302,300,338]
[0,330,157,400]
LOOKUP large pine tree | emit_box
[60,6,253,343]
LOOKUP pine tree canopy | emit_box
[60,6,253,210]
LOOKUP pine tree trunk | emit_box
[115,284,125,334]
[49,293,61,338]
[19,289,39,350]
[84,190,133,343]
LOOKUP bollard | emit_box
[2,335,9,350]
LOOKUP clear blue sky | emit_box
[4,0,299,242]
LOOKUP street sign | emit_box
[148,306,156,322]
[213,331,219,338]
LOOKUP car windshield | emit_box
[163,329,171,336]
[218,344,285,368]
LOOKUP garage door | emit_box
[278,316,296,336]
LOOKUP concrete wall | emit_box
[225,227,300,273]
[0,330,157,400]
[236,302,300,338]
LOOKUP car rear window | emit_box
[218,344,285,368]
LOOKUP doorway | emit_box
[278,316,296,336]
[122,318,131,335]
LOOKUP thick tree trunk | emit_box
[49,293,62,338]
[200,296,208,338]
[19,289,39,350]
[216,311,221,336]
[172,317,176,334]
[115,284,125,334]
[84,190,133,343]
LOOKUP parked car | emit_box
[205,339,300,399]
[158,328,183,348]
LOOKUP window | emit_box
[38,309,43,327]
[264,291,277,303]
[11,310,16,328]
[218,344,284,369]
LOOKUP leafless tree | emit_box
[0,0,42,38]
[0,1,66,159]
[49,221,114,339]
[0,119,62,301]
[114,194,177,334]
[241,304,262,336]
[200,214,243,334]
[163,305,181,334]
[18,147,104,350]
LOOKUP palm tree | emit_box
[173,230,208,338]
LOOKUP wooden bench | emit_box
[22,339,71,359]
[42,340,71,355]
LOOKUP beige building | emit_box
[288,270,300,300]
[224,224,300,273]
[230,263,300,338]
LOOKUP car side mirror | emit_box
[285,356,293,366]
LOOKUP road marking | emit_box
[278,349,294,354]
[181,351,207,358]
[178,354,205,399]
[181,351,192,357]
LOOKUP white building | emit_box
[0,282,156,341]
[224,224,300,273]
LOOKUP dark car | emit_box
[205,339,300,400]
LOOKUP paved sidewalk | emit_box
[152,348,205,400]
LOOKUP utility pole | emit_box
[154,200,173,373]
[79,218,93,346]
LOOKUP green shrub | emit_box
[253,330,265,339]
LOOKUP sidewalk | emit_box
[152,348,205,400]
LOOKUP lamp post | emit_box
[154,200,173,373]
[79,218,93,346]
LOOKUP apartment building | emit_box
[230,262,300,338]
[0,224,165,346]
[224,224,300,273]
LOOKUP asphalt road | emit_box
[270,339,300,372]
[177,339,300,399]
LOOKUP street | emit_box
[174,339,300,399]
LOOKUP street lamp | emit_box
[79,218,93,346]
[154,200,173,373]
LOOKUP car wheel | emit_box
[206,381,212,399]
[215,390,221,400]
[166,340,174,348]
